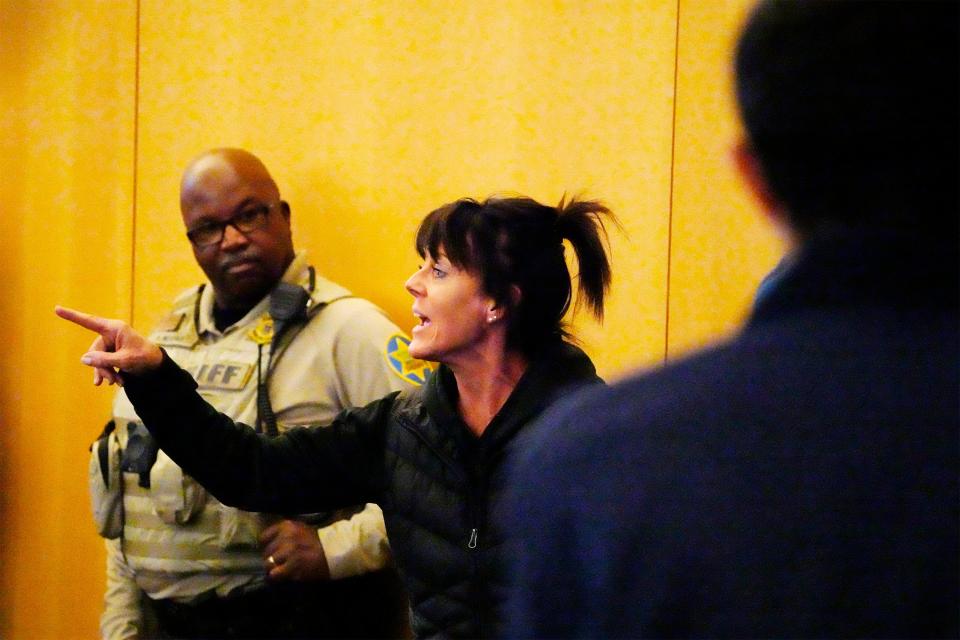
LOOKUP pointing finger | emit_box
[55,306,112,335]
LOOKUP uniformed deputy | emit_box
[89,149,421,639]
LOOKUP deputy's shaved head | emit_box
[180,148,280,213]
[179,148,294,311]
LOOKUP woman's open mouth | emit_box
[412,310,431,333]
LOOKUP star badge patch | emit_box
[385,334,434,386]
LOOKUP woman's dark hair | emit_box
[415,195,616,355]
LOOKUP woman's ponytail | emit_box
[554,195,617,321]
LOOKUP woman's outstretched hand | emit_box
[55,306,164,386]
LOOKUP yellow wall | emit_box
[132,0,679,376]
[669,0,785,358]
[1,1,779,637]
[0,1,137,638]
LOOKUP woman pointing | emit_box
[58,194,615,638]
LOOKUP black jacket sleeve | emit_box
[124,351,397,514]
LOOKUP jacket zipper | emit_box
[467,462,487,636]
[468,527,478,549]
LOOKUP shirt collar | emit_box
[196,250,312,337]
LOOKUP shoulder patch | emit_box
[385,334,434,386]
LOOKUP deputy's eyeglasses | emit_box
[186,202,279,247]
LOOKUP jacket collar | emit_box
[196,250,350,337]
[750,228,958,327]
[419,340,601,458]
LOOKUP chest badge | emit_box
[248,314,274,345]
[385,334,434,386]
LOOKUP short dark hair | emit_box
[415,195,615,355]
[735,0,958,237]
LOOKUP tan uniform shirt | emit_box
[100,251,417,640]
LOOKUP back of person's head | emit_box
[735,0,958,238]
[415,195,615,355]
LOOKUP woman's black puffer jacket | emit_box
[126,340,602,637]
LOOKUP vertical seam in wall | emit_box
[664,0,681,364]
[130,0,141,325]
